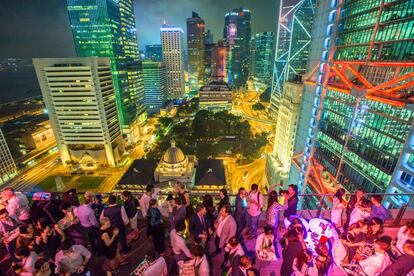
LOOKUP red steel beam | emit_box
[348,65,374,89]
[334,61,414,67]
[367,71,414,93]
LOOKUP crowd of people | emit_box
[0,183,413,276]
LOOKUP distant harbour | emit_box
[0,69,41,104]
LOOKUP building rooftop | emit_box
[200,81,231,92]
[117,159,157,186]
[195,159,226,186]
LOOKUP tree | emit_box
[159,117,173,129]
[252,103,265,111]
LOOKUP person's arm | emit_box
[76,245,91,268]
[101,230,118,247]
[121,206,129,225]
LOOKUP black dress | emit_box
[98,227,118,260]
[179,191,193,218]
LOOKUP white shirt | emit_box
[6,193,30,221]
[139,193,152,217]
[359,251,391,276]
[216,215,230,238]
[170,229,192,258]
[247,191,264,217]
[332,238,347,266]
[396,225,413,254]
[349,206,370,225]
[143,257,168,276]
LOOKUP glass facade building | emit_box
[187,12,205,90]
[142,61,168,114]
[251,32,275,85]
[145,44,163,62]
[292,0,414,206]
[67,0,146,133]
[223,8,251,88]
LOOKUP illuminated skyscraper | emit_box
[211,40,229,82]
[66,0,146,142]
[205,29,214,44]
[33,58,125,168]
[266,80,303,185]
[290,0,414,207]
[252,32,274,85]
[142,61,168,114]
[224,8,251,88]
[145,44,163,62]
[270,0,315,118]
[160,25,185,99]
[187,12,205,90]
[0,128,17,185]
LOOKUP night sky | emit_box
[0,0,278,58]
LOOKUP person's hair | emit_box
[146,185,154,192]
[264,225,273,235]
[15,246,30,257]
[202,194,213,208]
[149,198,157,206]
[315,243,329,257]
[229,237,240,247]
[369,217,384,235]
[37,217,51,229]
[173,197,182,205]
[238,187,246,195]
[371,195,383,203]
[60,239,73,251]
[191,244,204,257]
[100,216,110,226]
[19,224,30,234]
[267,190,278,210]
[375,237,390,251]
[239,255,252,269]
[175,221,186,232]
[195,203,205,213]
[334,188,346,203]
[279,189,289,196]
[220,203,231,214]
[295,249,312,271]
[34,258,49,272]
[286,228,301,243]
[361,199,372,208]
[178,183,186,190]
[145,249,157,262]
[59,201,72,211]
[166,193,173,201]
[288,184,298,194]
[0,208,8,216]
[122,191,131,198]
[404,240,414,252]
[404,220,414,236]
[108,195,117,205]
[356,187,365,193]
[220,188,227,197]
[251,184,258,191]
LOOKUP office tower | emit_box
[187,12,205,90]
[250,37,257,78]
[204,43,214,83]
[33,58,125,167]
[145,44,163,62]
[270,0,315,119]
[266,80,303,185]
[291,0,414,207]
[66,0,146,141]
[211,40,229,82]
[224,8,251,88]
[199,81,232,112]
[160,25,185,99]
[0,128,17,185]
[142,61,168,114]
[205,29,214,44]
[252,32,274,85]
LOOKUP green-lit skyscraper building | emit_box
[67,0,146,142]
[251,32,274,86]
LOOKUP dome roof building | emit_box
[154,141,196,184]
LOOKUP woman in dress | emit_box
[265,191,283,246]
[98,216,123,273]
[176,183,193,218]
[331,188,346,228]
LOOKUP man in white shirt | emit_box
[55,239,91,275]
[2,187,30,223]
[212,204,237,257]
[170,221,193,262]
[139,185,154,218]
[246,184,264,239]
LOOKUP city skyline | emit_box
[0,0,277,58]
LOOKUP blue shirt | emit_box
[369,204,391,221]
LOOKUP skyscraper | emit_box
[204,43,214,83]
[160,25,185,99]
[290,0,414,207]
[66,0,146,141]
[205,29,214,44]
[145,44,163,62]
[211,40,229,82]
[0,128,17,185]
[33,58,125,167]
[187,12,205,90]
[252,32,274,85]
[270,0,315,119]
[266,80,303,184]
[142,61,168,114]
[224,8,251,88]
